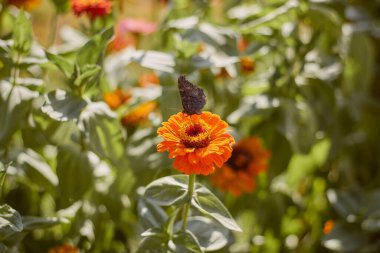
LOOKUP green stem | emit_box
[47,11,58,47]
[0,162,10,204]
[11,53,21,86]
[181,174,195,231]
[0,4,6,36]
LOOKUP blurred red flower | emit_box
[71,0,111,20]
[211,137,270,196]
[48,244,79,253]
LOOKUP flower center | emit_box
[180,122,210,148]
[227,147,252,171]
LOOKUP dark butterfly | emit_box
[178,75,206,115]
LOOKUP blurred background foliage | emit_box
[0,0,380,252]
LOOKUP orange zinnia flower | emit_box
[240,56,256,73]
[121,101,157,127]
[48,243,79,253]
[71,0,111,20]
[7,0,42,10]
[157,112,234,175]
[103,88,131,110]
[138,72,160,87]
[211,137,270,196]
[323,220,335,234]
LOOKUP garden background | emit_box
[1,0,380,252]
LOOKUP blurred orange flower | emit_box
[107,21,137,53]
[211,137,270,196]
[238,38,249,52]
[138,72,160,87]
[157,112,234,175]
[48,244,79,253]
[107,31,136,53]
[217,68,230,79]
[71,0,111,20]
[119,18,157,35]
[240,56,256,73]
[323,220,335,234]
[7,0,42,10]
[103,88,131,110]
[121,101,157,127]
[197,43,206,53]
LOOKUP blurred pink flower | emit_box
[119,19,157,35]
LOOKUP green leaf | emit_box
[138,198,168,230]
[141,227,165,237]
[56,147,95,208]
[362,212,380,232]
[174,37,201,59]
[327,189,362,221]
[76,27,113,67]
[73,64,102,91]
[78,102,125,165]
[342,31,375,94]
[192,185,242,232]
[15,77,43,87]
[17,149,58,193]
[0,80,38,147]
[285,139,330,189]
[50,0,69,13]
[0,162,9,189]
[136,231,169,253]
[41,89,87,121]
[322,221,366,252]
[175,217,229,251]
[276,99,317,154]
[46,52,74,78]
[0,243,7,252]
[21,216,67,230]
[143,175,189,206]
[105,50,176,80]
[172,230,203,253]
[240,1,297,32]
[12,11,32,55]
[159,75,182,121]
[33,115,80,147]
[0,205,23,241]
[167,16,199,29]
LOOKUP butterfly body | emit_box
[178,75,206,115]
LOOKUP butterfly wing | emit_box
[178,75,206,115]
